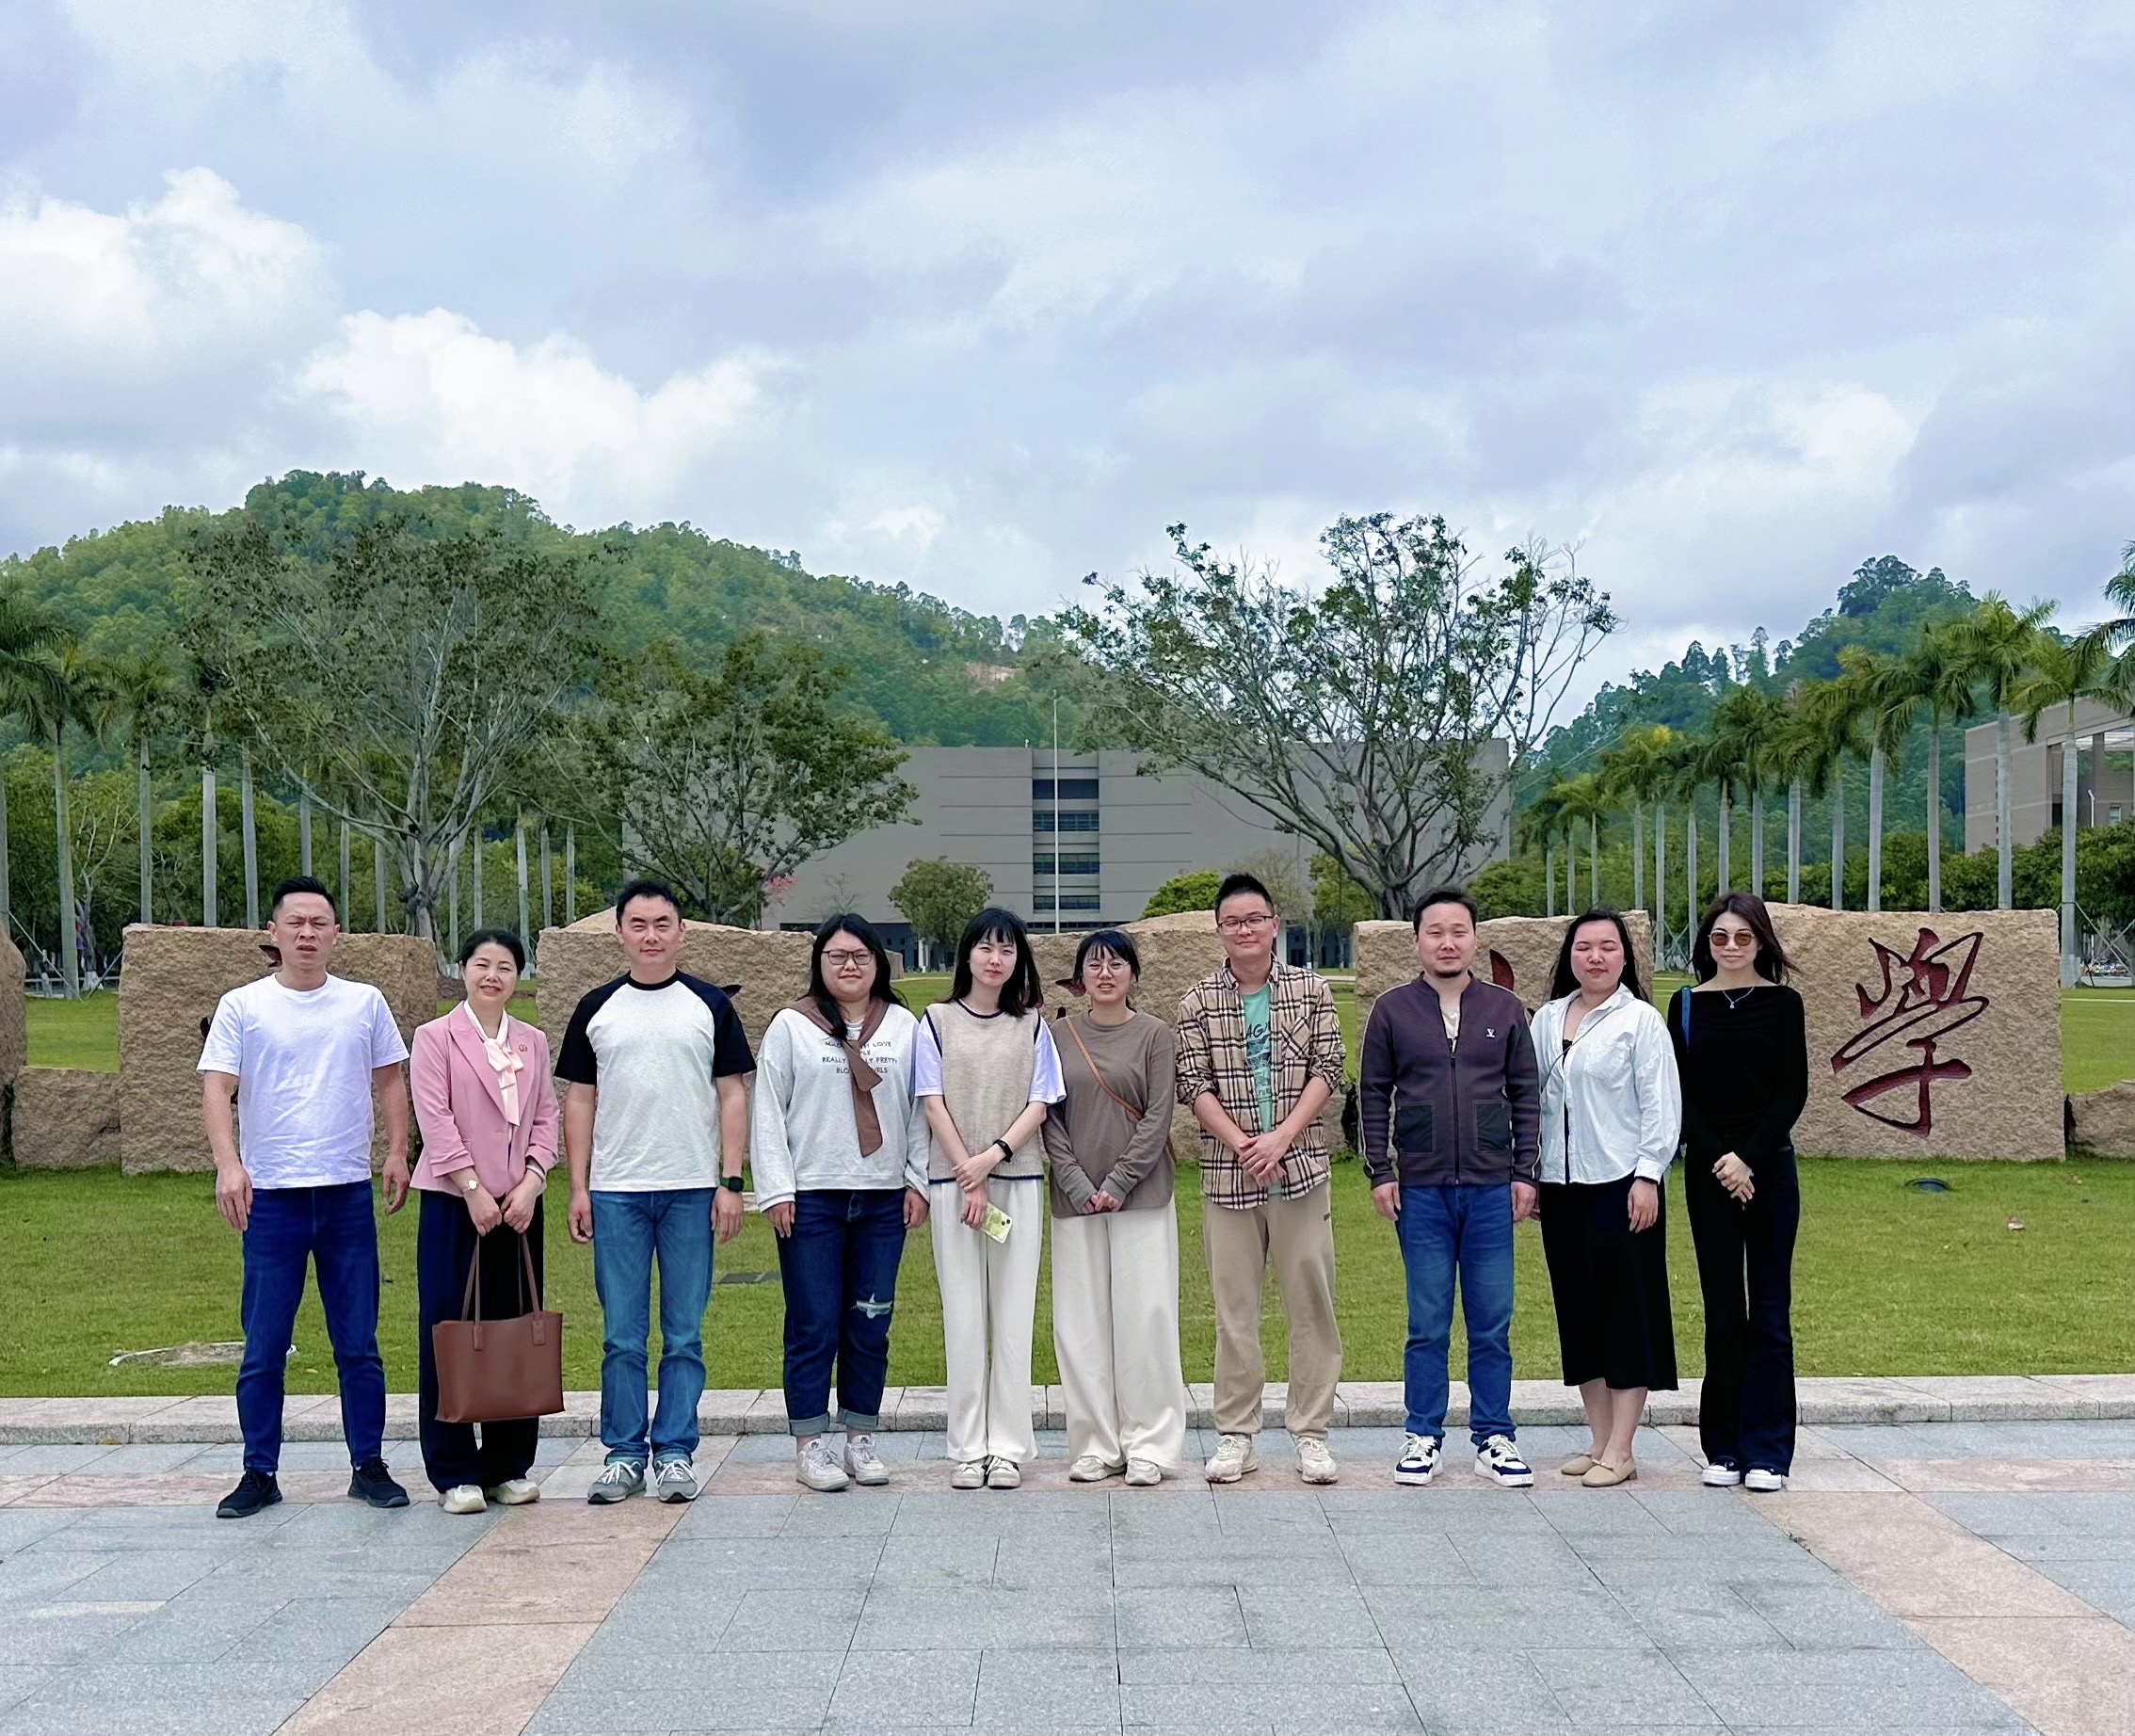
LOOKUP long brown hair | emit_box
[1692,892,1790,983]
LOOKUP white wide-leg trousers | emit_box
[931,1176,1041,1466]
[1051,1205,1189,1472]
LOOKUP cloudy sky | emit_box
[3,0,2131,696]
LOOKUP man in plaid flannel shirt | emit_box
[1175,872,1348,1485]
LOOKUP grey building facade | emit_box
[776,745,1511,965]
[1965,700,2135,852]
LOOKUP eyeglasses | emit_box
[1084,957,1130,975]
[1710,931,1757,950]
[822,949,873,968]
[1217,913,1276,934]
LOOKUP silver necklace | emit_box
[1721,986,1758,1009]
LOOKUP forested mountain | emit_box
[0,471,1062,747]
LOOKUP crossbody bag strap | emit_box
[1059,1013,1143,1123]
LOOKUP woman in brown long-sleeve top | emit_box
[1043,929,1186,1487]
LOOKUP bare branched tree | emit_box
[1061,515,1614,918]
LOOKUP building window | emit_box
[1033,855,1101,876]
[1033,810,1100,832]
[1032,778,1100,801]
[1034,893,1102,912]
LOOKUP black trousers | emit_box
[417,1188,545,1494]
[1685,1146,1799,1473]
[1538,1175,1678,1392]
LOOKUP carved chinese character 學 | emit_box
[1830,927,1988,1137]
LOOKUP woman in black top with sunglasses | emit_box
[1665,892,1807,1493]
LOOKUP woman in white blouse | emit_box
[1528,910,1682,1488]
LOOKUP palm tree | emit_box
[1600,724,1676,919]
[0,591,73,953]
[106,647,185,925]
[1886,621,1979,913]
[4,640,107,996]
[1769,683,1829,904]
[1551,773,1610,909]
[1950,594,2057,908]
[1795,676,1867,910]
[2017,630,2128,984]
[1704,688,1786,897]
[1838,649,1910,913]
[1517,783,1569,916]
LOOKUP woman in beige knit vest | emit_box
[915,908,1066,1489]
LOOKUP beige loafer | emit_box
[1560,1455,1597,1477]
[1581,1458,1637,1488]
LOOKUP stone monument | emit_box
[118,924,438,1174]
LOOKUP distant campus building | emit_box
[779,746,1512,966]
[1965,701,2135,850]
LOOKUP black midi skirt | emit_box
[1538,1175,1678,1391]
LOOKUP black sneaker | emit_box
[349,1456,410,1509]
[217,1469,283,1519]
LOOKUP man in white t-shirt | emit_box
[199,876,412,1519]
[561,878,755,1505]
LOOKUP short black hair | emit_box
[268,876,337,921]
[615,876,682,921]
[951,906,1043,1017]
[1071,927,1141,984]
[1547,908,1646,1004]
[1213,871,1275,917]
[1412,885,1478,931]
[458,927,525,971]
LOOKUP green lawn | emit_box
[3,1155,2128,1399]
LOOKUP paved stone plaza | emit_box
[1,1400,2131,1736]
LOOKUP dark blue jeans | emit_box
[1394,1182,1516,1446]
[774,1189,907,1434]
[591,1188,714,1465]
[238,1181,386,1475]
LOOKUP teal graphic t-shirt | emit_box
[1242,983,1276,1134]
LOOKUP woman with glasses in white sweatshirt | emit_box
[1529,909,1682,1489]
[752,914,931,1493]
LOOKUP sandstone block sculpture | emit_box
[1355,909,1656,1027]
[534,912,816,1055]
[0,930,24,1087]
[2067,1081,2135,1157]
[118,924,438,1174]
[12,1066,120,1168]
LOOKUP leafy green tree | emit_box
[891,859,995,968]
[1065,516,1613,918]
[1469,856,1545,920]
[1141,870,1224,918]
[1948,594,2057,908]
[1311,851,1375,931]
[2016,630,2128,982]
[187,517,602,941]
[586,636,913,926]
[0,590,73,955]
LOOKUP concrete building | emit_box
[1964,700,2135,852]
[776,745,1511,965]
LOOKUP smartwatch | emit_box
[991,1138,1013,1162]
[720,1176,745,1193]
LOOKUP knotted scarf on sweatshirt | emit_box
[787,998,890,1155]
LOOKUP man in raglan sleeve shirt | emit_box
[558,878,755,1506]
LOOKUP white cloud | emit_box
[297,309,768,522]
[0,166,326,373]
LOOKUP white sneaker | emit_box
[485,1477,540,1505]
[796,1438,850,1493]
[1068,1455,1122,1483]
[950,1459,987,1490]
[1744,1468,1788,1492]
[1204,1434,1259,1484]
[440,1484,487,1515]
[986,1456,1021,1489]
[1474,1435,1535,1488]
[1124,1458,1162,1487]
[1394,1433,1439,1487]
[1296,1437,1339,1486]
[843,1434,889,1487]
[651,1456,699,1503]
[1702,1458,1743,1487]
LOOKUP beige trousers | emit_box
[931,1176,1041,1466]
[1051,1207,1190,1472]
[1203,1182,1342,1439]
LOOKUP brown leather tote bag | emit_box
[432,1232,565,1423]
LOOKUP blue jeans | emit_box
[774,1189,907,1434]
[1395,1182,1516,1446]
[591,1188,715,1465]
[238,1181,386,1475]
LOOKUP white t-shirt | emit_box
[556,972,756,1191]
[198,973,409,1189]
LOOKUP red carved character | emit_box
[1830,927,1986,1137]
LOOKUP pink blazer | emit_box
[409,1011,559,1198]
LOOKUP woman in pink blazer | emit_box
[409,928,560,1513]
